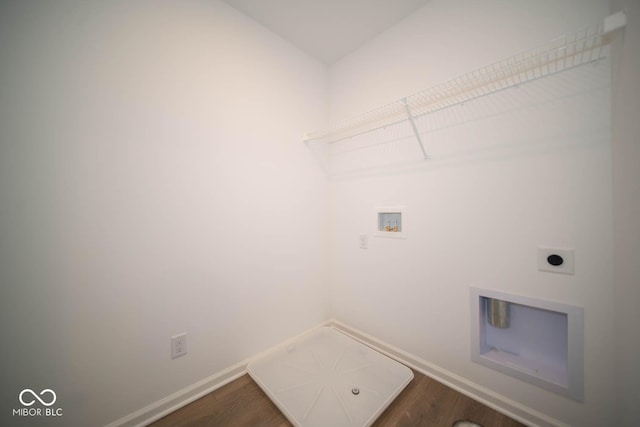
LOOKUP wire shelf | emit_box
[304,12,625,175]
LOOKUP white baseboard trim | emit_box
[105,318,564,427]
[327,319,568,427]
[104,320,332,427]
[103,360,246,427]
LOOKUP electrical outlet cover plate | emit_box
[538,247,574,274]
[359,234,368,249]
[171,333,187,359]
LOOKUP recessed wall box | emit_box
[375,206,406,239]
[471,288,584,401]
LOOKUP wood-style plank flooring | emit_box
[150,370,525,427]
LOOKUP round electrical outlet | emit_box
[547,254,564,266]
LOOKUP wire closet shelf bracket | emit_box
[303,12,627,173]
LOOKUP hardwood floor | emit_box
[150,370,525,427]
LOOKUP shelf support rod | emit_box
[402,98,428,159]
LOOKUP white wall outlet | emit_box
[171,333,187,359]
[359,234,368,249]
[538,247,574,275]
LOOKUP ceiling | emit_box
[220,0,430,64]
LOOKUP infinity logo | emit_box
[19,389,57,407]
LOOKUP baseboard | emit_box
[327,319,568,427]
[105,318,565,427]
[104,320,332,427]
[103,360,246,427]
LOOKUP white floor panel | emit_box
[247,327,414,427]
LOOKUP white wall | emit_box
[329,0,610,121]
[0,1,328,426]
[2,1,634,426]
[610,0,640,425]
[328,0,616,425]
